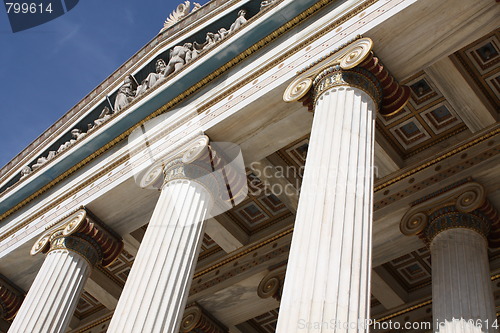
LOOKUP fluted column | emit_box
[401,181,499,332]
[278,37,409,333]
[278,67,378,332]
[108,136,227,333]
[9,209,122,333]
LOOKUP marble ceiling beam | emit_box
[371,270,406,310]
[425,56,496,133]
[368,0,498,79]
[84,268,122,310]
[205,217,246,253]
[249,158,299,214]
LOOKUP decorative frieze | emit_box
[0,275,24,321]
[180,304,227,333]
[12,9,251,189]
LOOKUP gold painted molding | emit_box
[374,125,500,192]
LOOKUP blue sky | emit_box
[0,0,208,168]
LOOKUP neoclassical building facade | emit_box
[0,0,498,332]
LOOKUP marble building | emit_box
[0,0,499,332]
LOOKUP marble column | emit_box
[277,65,379,333]
[9,209,122,333]
[108,136,222,333]
[278,37,410,332]
[401,181,499,333]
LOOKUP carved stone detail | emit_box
[0,274,24,321]
[57,128,86,153]
[180,304,227,333]
[160,1,201,33]
[283,37,410,116]
[312,66,382,107]
[400,181,500,246]
[31,208,123,267]
[19,165,31,179]
[114,75,137,112]
[260,0,277,11]
[257,265,287,301]
[31,150,56,170]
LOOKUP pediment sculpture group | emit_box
[17,2,275,183]
[114,9,248,112]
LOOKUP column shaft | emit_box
[276,85,375,332]
[432,228,497,332]
[9,249,91,333]
[107,180,211,333]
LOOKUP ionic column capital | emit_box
[400,180,500,246]
[0,275,24,321]
[31,208,123,267]
[180,304,227,333]
[139,135,246,210]
[312,66,382,107]
[283,36,410,116]
[257,264,287,301]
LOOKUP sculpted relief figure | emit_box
[136,59,168,97]
[91,106,112,129]
[114,75,137,112]
[57,128,86,153]
[260,0,276,10]
[217,28,229,41]
[164,43,197,76]
[20,165,32,179]
[229,10,247,33]
[203,32,216,50]
[32,151,56,170]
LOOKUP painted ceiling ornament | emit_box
[160,1,201,32]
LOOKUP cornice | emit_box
[0,0,379,225]
[0,0,251,188]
